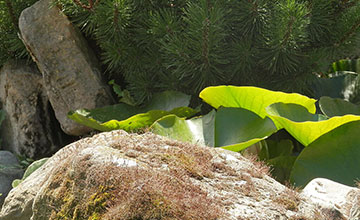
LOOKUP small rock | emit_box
[0,151,19,167]
[301,177,360,219]
[0,60,67,158]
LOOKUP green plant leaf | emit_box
[319,96,360,117]
[108,79,123,98]
[73,104,141,123]
[266,103,360,146]
[144,91,192,111]
[331,59,359,73]
[68,91,198,132]
[99,110,169,131]
[109,80,137,106]
[68,108,115,132]
[12,157,48,188]
[151,107,277,152]
[69,107,198,132]
[11,180,22,188]
[290,120,360,187]
[151,110,216,146]
[260,139,294,161]
[312,72,360,102]
[215,107,277,152]
[267,155,297,184]
[199,86,317,119]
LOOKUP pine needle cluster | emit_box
[3,0,360,104]
[0,0,38,65]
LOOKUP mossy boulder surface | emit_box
[32,142,220,219]
[0,130,348,219]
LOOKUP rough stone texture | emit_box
[1,130,355,220]
[0,60,67,158]
[302,178,360,220]
[18,0,114,136]
[0,151,23,207]
[347,188,360,219]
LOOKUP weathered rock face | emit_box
[0,151,23,207]
[301,178,360,220]
[18,0,114,136]
[0,60,67,158]
[1,130,356,220]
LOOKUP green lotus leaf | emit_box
[151,110,216,147]
[267,155,297,184]
[68,91,198,132]
[12,157,49,188]
[215,107,277,152]
[319,96,360,117]
[266,103,360,146]
[144,91,192,111]
[151,107,277,152]
[69,103,141,125]
[68,108,114,132]
[199,86,317,119]
[69,107,198,132]
[259,139,294,161]
[312,72,360,102]
[290,120,360,187]
[100,110,170,131]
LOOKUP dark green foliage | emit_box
[54,0,360,103]
[0,0,38,65]
[3,0,360,104]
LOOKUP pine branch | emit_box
[333,0,357,16]
[336,19,360,46]
[201,17,210,70]
[4,0,18,30]
[72,0,100,11]
[4,0,360,103]
[113,4,119,31]
[280,16,295,47]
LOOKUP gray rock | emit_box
[1,130,353,220]
[0,151,23,207]
[302,178,360,220]
[0,151,19,167]
[0,60,66,158]
[18,0,114,136]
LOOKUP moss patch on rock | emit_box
[32,132,224,219]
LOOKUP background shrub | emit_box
[3,0,360,105]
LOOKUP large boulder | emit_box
[0,151,23,207]
[18,0,114,136]
[1,130,356,220]
[0,60,68,158]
